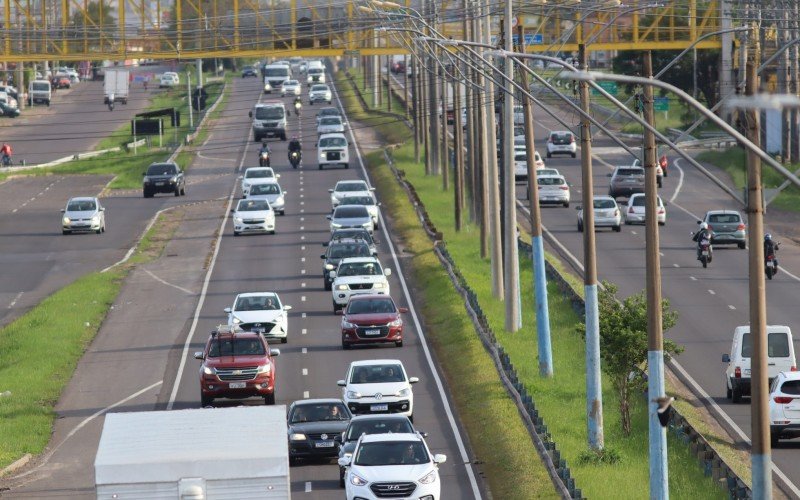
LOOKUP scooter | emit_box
[289,150,301,169]
[698,238,712,268]
[259,151,270,167]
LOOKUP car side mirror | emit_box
[328,189,334,193]
[248,111,253,118]
[329,271,337,278]
[276,174,281,178]
[193,352,204,360]
[370,187,376,191]
[269,348,281,357]
[722,354,730,363]
[384,268,392,276]
[696,220,702,225]
[409,377,419,384]
[321,254,327,259]
[377,202,382,207]
[326,215,332,220]
[283,305,292,311]
[398,307,409,313]
[335,309,343,315]
[283,190,288,194]
[433,454,447,464]
[60,208,65,213]
[99,207,105,211]
[337,379,346,387]
[224,307,232,313]
[322,242,329,247]
[338,457,351,467]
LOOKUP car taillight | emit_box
[774,396,794,404]
[658,208,665,214]
[737,223,745,231]
[735,366,741,378]
[559,186,569,190]
[614,210,619,217]
[792,366,797,371]
[707,225,713,231]
[570,135,576,143]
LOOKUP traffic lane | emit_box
[170,95,476,497]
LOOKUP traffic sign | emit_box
[590,81,618,96]
[511,34,544,45]
[654,97,670,112]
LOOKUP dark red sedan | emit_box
[338,294,408,349]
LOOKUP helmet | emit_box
[700,222,708,230]
[292,136,298,141]
[765,234,772,241]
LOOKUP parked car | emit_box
[321,238,374,290]
[723,325,796,403]
[287,399,351,463]
[546,130,577,158]
[330,257,391,312]
[329,180,373,209]
[225,292,291,343]
[577,195,621,232]
[337,359,418,419]
[61,197,106,235]
[536,174,571,207]
[240,166,279,197]
[768,371,800,446]
[231,199,275,236]
[142,162,186,198]
[700,210,747,249]
[608,166,645,199]
[241,65,258,78]
[247,180,286,215]
[194,325,281,406]
[338,295,408,349]
[328,205,374,235]
[622,193,666,226]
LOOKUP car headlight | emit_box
[274,196,284,205]
[289,433,307,441]
[234,217,243,224]
[346,390,362,399]
[143,176,150,183]
[202,365,214,375]
[336,284,348,291]
[362,222,372,229]
[418,470,437,485]
[342,320,356,329]
[320,153,327,159]
[350,473,368,486]
[325,264,335,270]
[91,215,100,223]
[170,176,177,183]
[395,388,411,397]
[62,216,71,224]
[373,282,385,289]
[256,364,271,374]
[331,222,342,229]
[388,317,402,327]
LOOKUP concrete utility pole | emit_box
[373,31,380,108]
[428,7,441,176]
[642,51,668,499]
[403,54,409,119]
[579,44,603,448]
[745,47,773,500]
[386,56,392,112]
[720,0,734,123]
[502,1,519,331]
[473,4,489,255]
[441,63,449,189]
[453,76,465,231]
[520,24,552,376]
[463,0,475,222]
[411,53,420,163]
[780,1,790,163]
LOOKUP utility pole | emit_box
[403,54,409,119]
[429,2,441,176]
[579,43,603,448]
[473,3,489,256]
[501,2,520,331]
[412,52,420,163]
[453,76,464,231]
[780,0,790,163]
[745,46,772,500]
[484,0,503,298]
[441,63,449,189]
[386,56,392,113]
[520,24,552,376]
[421,58,431,174]
[643,51,667,499]
[463,0,475,222]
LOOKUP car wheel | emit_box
[344,163,349,169]
[281,134,287,141]
[342,342,351,350]
[563,202,569,208]
[96,227,102,234]
[395,340,403,347]
[771,432,781,448]
[181,185,186,196]
[614,225,621,233]
[62,230,71,235]
[624,219,631,225]
[571,153,576,158]
[738,242,746,249]
[577,222,583,232]
[339,470,345,488]
[657,178,663,188]
[174,188,180,197]
[279,210,285,216]
[658,221,665,227]
[201,394,213,407]
[264,393,276,405]
[233,231,240,236]
[324,280,332,291]
[319,164,323,170]
[546,152,551,159]
[333,301,341,313]
[732,384,742,403]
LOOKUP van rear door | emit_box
[767,328,796,378]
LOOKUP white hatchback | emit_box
[577,195,621,232]
[546,130,578,158]
[281,80,301,96]
[231,198,275,236]
[537,175,570,207]
[623,193,666,226]
[225,292,292,343]
[61,196,106,235]
[329,180,373,209]
[240,167,279,197]
[769,371,800,446]
[337,359,418,419]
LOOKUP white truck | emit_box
[103,68,129,104]
[94,406,290,499]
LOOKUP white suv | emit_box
[330,257,391,312]
[329,180,374,210]
[338,433,445,500]
[769,371,800,446]
[318,133,349,170]
[337,359,418,419]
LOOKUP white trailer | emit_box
[94,406,290,499]
[103,69,129,104]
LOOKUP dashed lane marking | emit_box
[708,289,716,295]
[302,368,308,376]
[303,391,309,399]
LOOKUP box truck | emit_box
[103,68,129,104]
[94,406,290,499]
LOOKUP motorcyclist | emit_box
[293,96,302,115]
[692,222,713,260]
[288,136,302,161]
[0,143,12,166]
[764,233,780,272]
[259,139,271,155]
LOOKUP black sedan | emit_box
[287,399,351,463]
[241,65,258,78]
[0,102,20,118]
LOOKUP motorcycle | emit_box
[289,150,301,169]
[765,243,780,280]
[294,101,302,116]
[259,151,270,167]
[698,237,712,268]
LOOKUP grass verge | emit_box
[335,71,411,145]
[0,207,186,471]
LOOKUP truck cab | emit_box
[250,102,287,142]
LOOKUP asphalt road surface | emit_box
[4,74,485,499]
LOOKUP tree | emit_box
[70,1,116,29]
[576,281,683,436]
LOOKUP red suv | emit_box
[338,295,408,349]
[194,326,281,406]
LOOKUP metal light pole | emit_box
[642,51,668,499]
[502,0,519,331]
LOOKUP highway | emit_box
[3,73,484,499]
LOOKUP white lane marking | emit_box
[28,197,34,202]
[301,282,306,288]
[669,158,686,203]
[302,347,308,353]
[690,276,697,281]
[301,235,305,240]
[728,305,736,310]
[305,481,312,492]
[303,391,309,399]
[300,201,305,205]
[38,191,44,196]
[301,209,305,213]
[302,328,307,334]
[672,263,679,268]
[301,269,306,274]
[301,245,305,250]
[301,257,306,262]
[196,152,237,162]
[300,217,305,222]
[631,230,637,235]
[300,226,305,231]
[144,268,194,295]
[301,296,306,302]
[7,291,23,308]
[302,368,308,376]
[302,313,307,318]
[11,208,17,212]
[334,80,483,499]
[300,187,304,191]
[300,193,304,198]
[708,289,715,295]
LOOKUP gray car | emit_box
[327,205,374,234]
[317,116,345,136]
[700,210,747,249]
[607,166,645,199]
[61,196,106,235]
[248,181,286,215]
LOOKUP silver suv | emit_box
[607,166,645,199]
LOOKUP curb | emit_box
[0,453,31,477]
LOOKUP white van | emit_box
[723,325,796,403]
[28,79,51,106]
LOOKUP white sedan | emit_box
[61,196,106,235]
[231,198,275,235]
[577,195,621,232]
[317,116,345,136]
[309,84,333,104]
[623,193,666,226]
[225,292,292,343]
[281,80,302,97]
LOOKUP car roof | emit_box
[320,132,347,139]
[235,292,279,298]
[538,174,565,180]
[350,414,411,422]
[777,371,800,381]
[68,196,98,202]
[348,294,395,302]
[593,195,617,201]
[705,210,740,215]
[247,178,280,185]
[350,358,404,367]
[336,180,367,186]
[360,433,420,443]
[291,398,345,406]
[339,256,380,264]
[245,167,274,172]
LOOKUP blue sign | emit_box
[491,34,544,45]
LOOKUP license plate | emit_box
[745,369,751,376]
[365,329,381,336]
[625,179,637,183]
[370,404,388,411]
[315,441,335,448]
[768,261,775,268]
[229,382,246,389]
[155,182,165,186]
[702,251,709,256]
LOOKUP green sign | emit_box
[343,50,361,57]
[654,97,670,112]
[590,81,618,96]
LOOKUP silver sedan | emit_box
[317,116,345,136]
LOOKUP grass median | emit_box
[0,208,185,471]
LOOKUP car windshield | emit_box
[340,196,373,206]
[708,213,741,224]
[538,177,565,186]
[207,337,265,357]
[514,154,527,162]
[615,168,643,176]
[32,82,49,91]
[335,206,369,218]
[255,107,284,120]
[594,199,617,209]
[246,169,274,179]
[147,164,177,176]
[264,67,290,77]
[320,117,341,126]
[354,441,429,466]
[67,200,96,211]
[338,261,382,277]
[741,332,791,358]
[284,80,299,86]
[329,243,371,259]
[347,298,396,315]
[346,419,414,441]
[244,66,254,71]
[312,85,329,92]
[308,68,323,74]
[290,402,349,423]
[631,196,662,207]
[320,137,347,148]
[234,294,280,311]
[250,183,281,195]
[551,132,572,143]
[320,108,340,117]
[337,182,367,192]
[237,200,271,212]
[350,364,404,384]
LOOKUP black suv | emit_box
[241,65,257,78]
[143,162,186,198]
[321,238,373,290]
